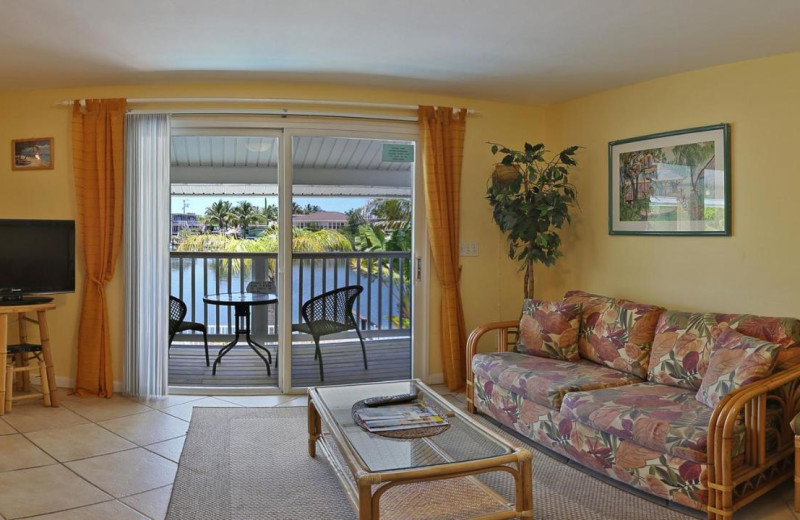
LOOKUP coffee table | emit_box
[307,380,533,520]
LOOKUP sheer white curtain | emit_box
[124,114,171,397]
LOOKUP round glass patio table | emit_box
[203,292,278,376]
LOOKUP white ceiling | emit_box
[2,1,800,104]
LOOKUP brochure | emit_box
[356,402,446,432]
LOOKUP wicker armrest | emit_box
[707,363,800,519]
[465,321,519,412]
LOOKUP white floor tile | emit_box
[98,410,188,446]
[65,448,177,498]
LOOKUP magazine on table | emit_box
[356,402,446,432]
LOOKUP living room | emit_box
[1,1,800,519]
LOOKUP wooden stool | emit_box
[0,303,59,415]
[5,346,51,412]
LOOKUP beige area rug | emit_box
[167,407,700,520]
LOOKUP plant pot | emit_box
[492,164,519,186]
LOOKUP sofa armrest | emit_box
[707,363,800,519]
[465,321,519,413]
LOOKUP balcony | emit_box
[169,251,413,388]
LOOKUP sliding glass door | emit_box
[283,130,419,390]
[168,128,282,390]
[166,118,425,394]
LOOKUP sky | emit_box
[171,195,371,215]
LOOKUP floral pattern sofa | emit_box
[466,290,800,519]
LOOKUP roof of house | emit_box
[292,211,348,222]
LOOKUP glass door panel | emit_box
[288,134,414,388]
[168,130,282,391]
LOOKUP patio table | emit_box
[203,292,278,376]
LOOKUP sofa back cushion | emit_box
[695,328,781,408]
[648,311,800,390]
[562,290,663,378]
[516,299,582,361]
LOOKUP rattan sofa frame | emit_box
[465,321,800,519]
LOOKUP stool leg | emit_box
[17,313,31,392]
[39,362,51,407]
[5,365,12,413]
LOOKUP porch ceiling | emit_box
[171,136,413,171]
[170,183,411,197]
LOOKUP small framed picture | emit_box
[11,137,54,171]
[609,124,730,236]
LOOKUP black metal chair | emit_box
[169,296,210,366]
[291,285,367,382]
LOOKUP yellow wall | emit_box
[545,51,800,317]
[0,82,542,387]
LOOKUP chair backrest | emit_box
[169,296,187,341]
[301,285,363,333]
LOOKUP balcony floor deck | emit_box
[168,335,412,388]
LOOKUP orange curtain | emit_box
[72,99,126,397]
[419,106,468,391]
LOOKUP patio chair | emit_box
[292,285,368,382]
[169,295,210,366]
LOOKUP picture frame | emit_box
[11,137,54,171]
[609,124,730,236]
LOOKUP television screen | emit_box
[0,219,76,294]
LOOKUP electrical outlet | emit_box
[459,242,479,257]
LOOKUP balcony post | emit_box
[252,255,268,337]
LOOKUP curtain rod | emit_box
[56,97,477,115]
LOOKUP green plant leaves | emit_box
[486,141,580,268]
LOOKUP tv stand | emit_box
[0,289,23,303]
[0,296,54,306]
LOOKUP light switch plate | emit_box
[459,242,479,257]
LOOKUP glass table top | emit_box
[310,380,512,473]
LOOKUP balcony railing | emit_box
[170,251,412,339]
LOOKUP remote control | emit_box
[363,392,419,407]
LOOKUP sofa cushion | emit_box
[563,290,663,378]
[472,351,643,410]
[648,311,800,390]
[560,382,712,463]
[696,328,781,408]
[516,299,582,361]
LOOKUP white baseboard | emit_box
[55,376,123,394]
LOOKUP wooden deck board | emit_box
[168,336,412,388]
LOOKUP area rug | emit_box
[167,406,699,520]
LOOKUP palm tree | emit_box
[231,201,262,238]
[204,200,233,234]
[261,204,278,224]
[303,203,322,214]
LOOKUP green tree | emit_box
[673,142,715,220]
[261,203,278,224]
[204,200,233,234]
[230,201,262,238]
[487,141,580,299]
[304,203,322,214]
[367,198,411,223]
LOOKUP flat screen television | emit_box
[0,219,75,301]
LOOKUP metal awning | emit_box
[170,184,411,197]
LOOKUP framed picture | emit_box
[609,124,730,236]
[11,137,54,171]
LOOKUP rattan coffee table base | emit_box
[308,381,533,520]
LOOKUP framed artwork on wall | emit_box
[11,137,54,171]
[609,124,730,236]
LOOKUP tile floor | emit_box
[0,386,795,519]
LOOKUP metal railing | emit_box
[170,251,412,339]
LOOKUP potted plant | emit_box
[487,142,580,299]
